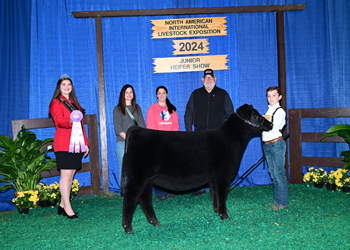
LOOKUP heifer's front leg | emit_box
[216,183,230,220]
[139,183,161,227]
[122,182,143,234]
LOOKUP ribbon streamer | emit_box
[69,110,86,153]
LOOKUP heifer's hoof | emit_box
[123,224,134,234]
[149,220,162,227]
[219,214,230,220]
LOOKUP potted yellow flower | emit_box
[303,167,327,188]
[326,170,336,191]
[334,168,350,192]
[36,182,51,207]
[71,179,80,198]
[12,190,39,214]
[48,182,60,206]
[37,182,60,207]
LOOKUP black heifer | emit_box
[121,104,272,234]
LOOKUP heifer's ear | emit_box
[238,104,249,111]
[236,104,251,119]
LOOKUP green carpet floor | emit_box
[1,184,349,249]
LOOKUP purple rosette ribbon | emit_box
[69,110,87,153]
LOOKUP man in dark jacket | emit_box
[185,69,234,131]
[184,68,234,196]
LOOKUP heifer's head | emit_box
[235,104,273,132]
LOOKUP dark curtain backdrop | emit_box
[1,0,349,210]
[0,0,31,210]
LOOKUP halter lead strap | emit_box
[236,112,264,128]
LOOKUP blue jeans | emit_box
[263,139,288,207]
[116,141,125,187]
[153,187,171,198]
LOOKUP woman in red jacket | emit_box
[49,74,89,219]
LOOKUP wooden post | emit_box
[276,11,289,179]
[95,17,109,194]
[289,109,303,184]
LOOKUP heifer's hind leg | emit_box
[122,181,143,234]
[139,183,161,227]
[209,182,218,213]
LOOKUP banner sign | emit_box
[151,17,227,39]
[153,55,228,73]
[172,39,209,55]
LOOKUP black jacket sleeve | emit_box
[184,92,194,131]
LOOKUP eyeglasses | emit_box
[204,76,214,80]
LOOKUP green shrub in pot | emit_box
[0,125,56,192]
[321,124,350,169]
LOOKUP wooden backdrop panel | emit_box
[289,107,350,184]
[11,114,101,196]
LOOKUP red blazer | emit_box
[49,95,89,152]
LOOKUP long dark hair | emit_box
[118,84,140,115]
[49,75,85,116]
[156,86,176,114]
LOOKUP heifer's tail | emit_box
[120,161,127,196]
[120,125,138,195]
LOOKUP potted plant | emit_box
[12,190,39,214]
[0,125,56,193]
[48,182,60,206]
[303,167,327,188]
[70,179,80,198]
[334,168,350,192]
[326,170,336,191]
[37,182,60,207]
[320,124,350,169]
[36,182,51,207]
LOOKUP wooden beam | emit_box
[302,157,345,168]
[276,11,288,179]
[301,133,346,143]
[41,162,91,178]
[299,107,350,118]
[95,17,109,195]
[72,4,306,18]
[12,118,54,139]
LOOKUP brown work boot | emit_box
[273,204,288,210]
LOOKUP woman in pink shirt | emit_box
[146,86,179,200]
[147,86,179,131]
